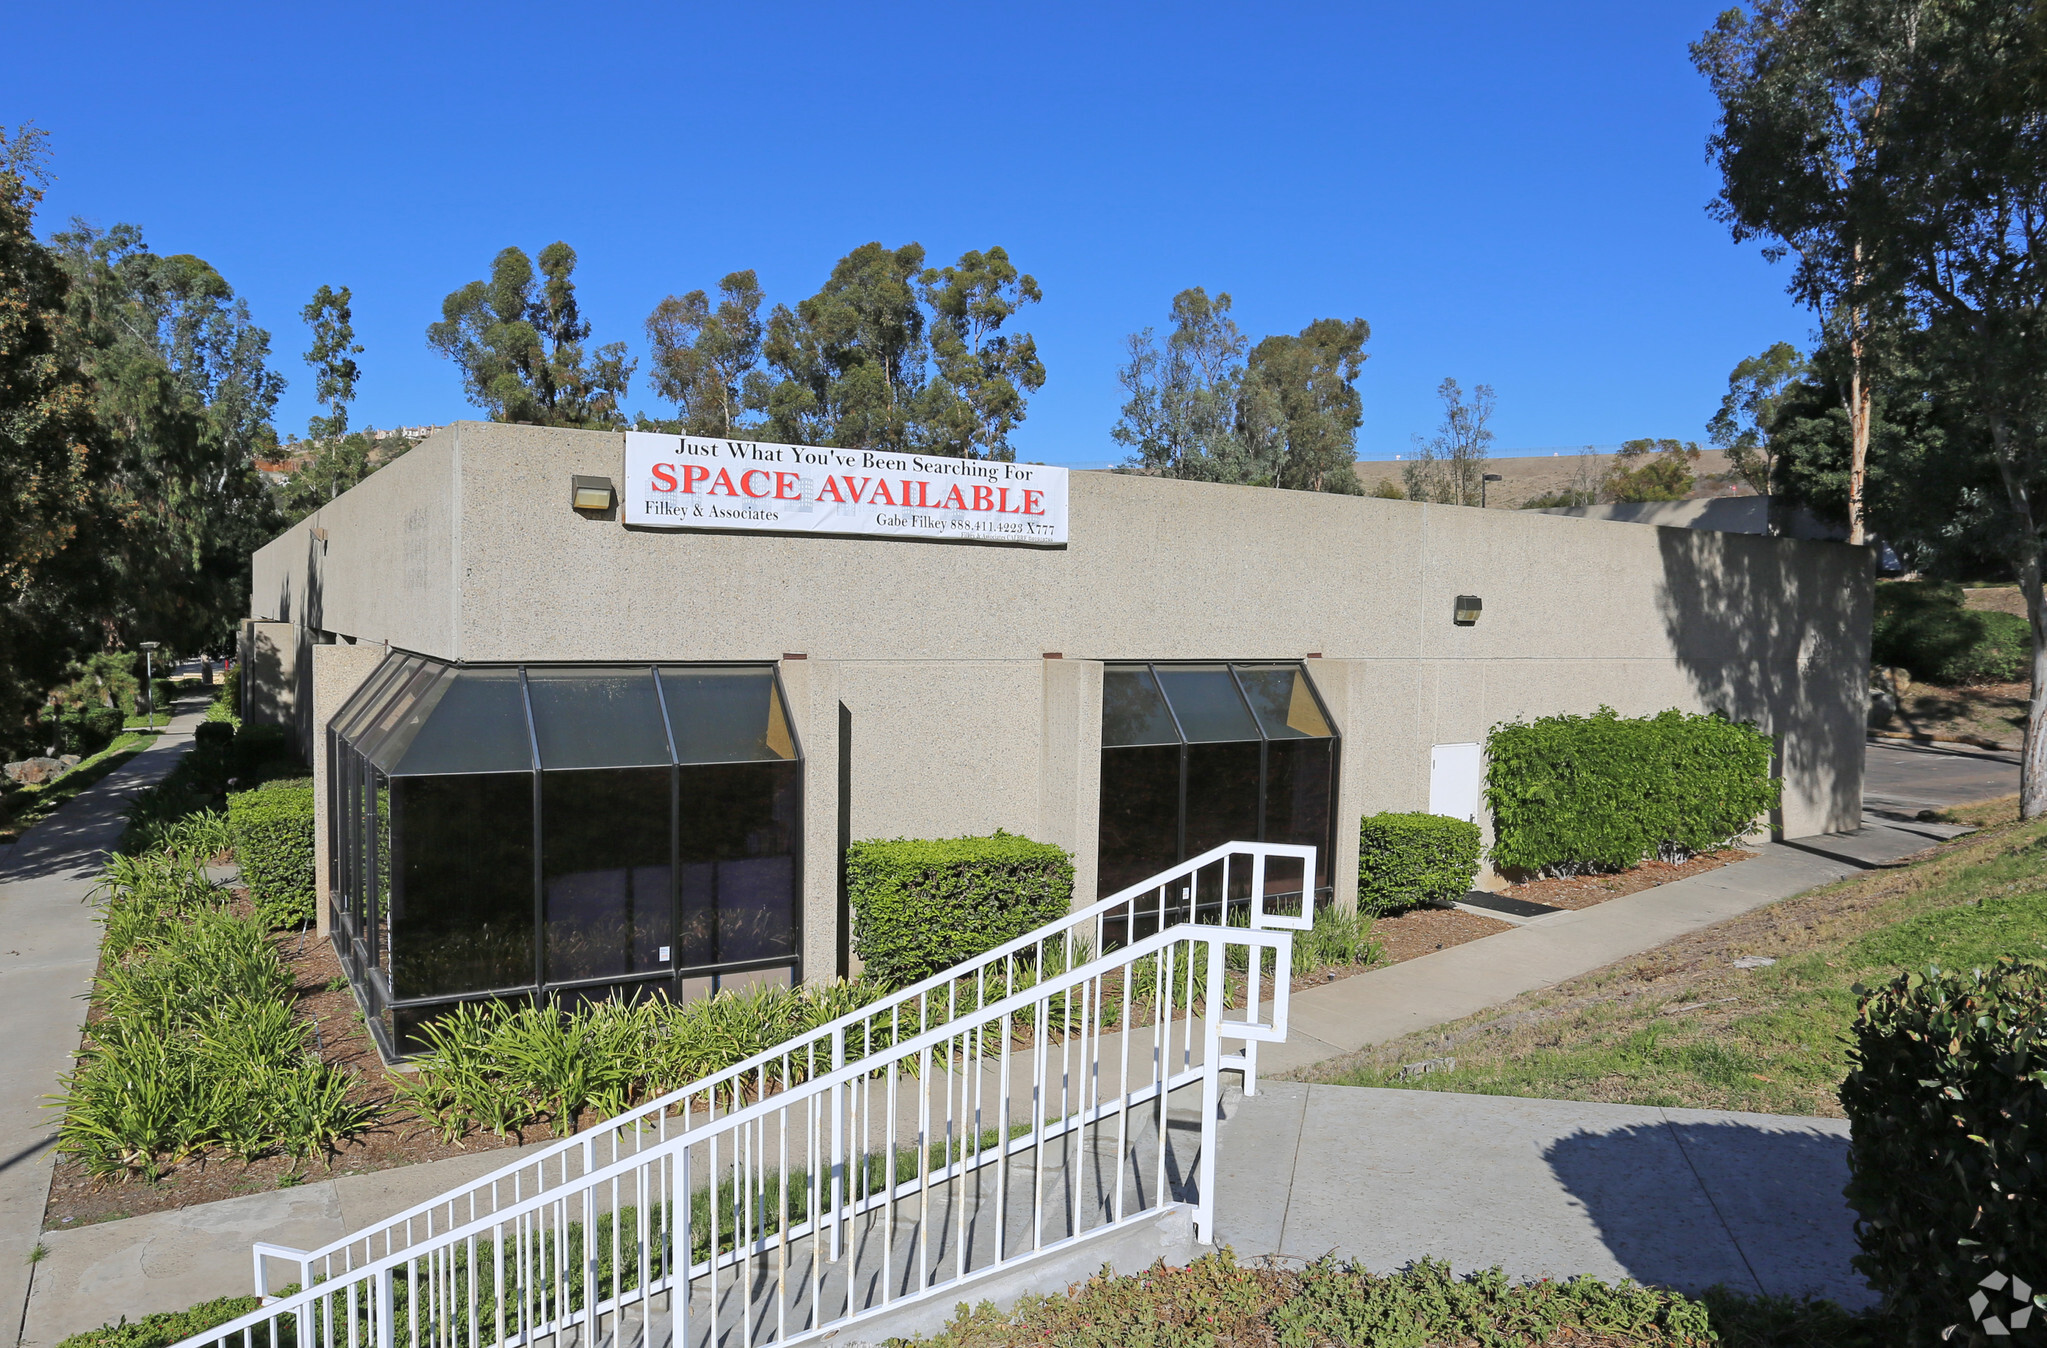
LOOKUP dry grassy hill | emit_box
[1353,448,1750,509]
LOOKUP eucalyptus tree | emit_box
[429,243,634,428]
[1402,378,1495,506]
[301,284,362,441]
[914,246,1045,460]
[1708,341,1809,495]
[645,270,766,438]
[1112,287,1251,481]
[51,219,283,656]
[1692,0,1917,545]
[0,124,111,745]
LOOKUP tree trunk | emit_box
[1847,311,1871,547]
[2021,554,2047,821]
[1987,412,2047,818]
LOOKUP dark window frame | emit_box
[1097,660,1339,908]
[326,652,805,1060]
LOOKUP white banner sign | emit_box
[622,432,1069,546]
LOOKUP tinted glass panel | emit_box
[335,655,410,742]
[367,663,457,772]
[528,668,671,769]
[1234,665,1333,740]
[1101,667,1180,747]
[389,772,537,998]
[1263,737,1335,893]
[1155,666,1258,743]
[541,766,673,983]
[386,668,535,776]
[659,668,796,764]
[1183,741,1261,856]
[373,768,392,977]
[678,762,800,966]
[356,658,438,763]
[1097,745,1181,895]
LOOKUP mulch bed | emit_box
[1502,848,1754,912]
[41,849,1758,1230]
[43,901,536,1233]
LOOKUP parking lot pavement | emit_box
[1864,738,2019,816]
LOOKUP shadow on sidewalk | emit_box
[1542,1118,1868,1306]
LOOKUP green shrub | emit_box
[846,831,1074,988]
[56,1296,265,1348]
[56,857,376,1178]
[1839,959,2047,1343]
[1356,812,1481,915]
[1873,580,2033,685]
[1486,707,1779,875]
[228,784,315,929]
[193,720,234,749]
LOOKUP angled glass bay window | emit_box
[326,653,803,1061]
[1098,661,1338,909]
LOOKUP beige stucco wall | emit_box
[308,642,390,941]
[249,431,462,659]
[248,422,1872,973]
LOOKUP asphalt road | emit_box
[1864,738,2020,814]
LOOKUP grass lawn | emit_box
[0,729,163,843]
[1303,796,2047,1117]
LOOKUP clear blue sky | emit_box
[6,1,1809,466]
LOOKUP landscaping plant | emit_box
[847,831,1074,988]
[53,854,377,1179]
[1840,958,2047,1343]
[1872,580,2031,687]
[1486,706,1777,875]
[227,781,316,928]
[1356,811,1482,914]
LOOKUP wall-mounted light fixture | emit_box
[571,475,616,511]
[1453,595,1483,626]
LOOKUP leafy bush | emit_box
[909,1250,1715,1348]
[1839,959,2047,1342]
[55,855,376,1178]
[846,831,1074,988]
[1357,812,1482,915]
[193,720,234,749]
[1873,580,2032,685]
[228,784,315,929]
[122,723,304,857]
[1486,707,1779,875]
[394,981,890,1138]
[56,1296,266,1348]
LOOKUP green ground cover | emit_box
[0,729,163,842]
[1301,801,2047,1118]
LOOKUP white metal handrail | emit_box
[177,908,1299,1348]
[263,841,1313,1298]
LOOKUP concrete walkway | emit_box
[1215,1081,1873,1307]
[1257,813,1969,1077]
[9,799,1973,1340]
[1,703,204,1347]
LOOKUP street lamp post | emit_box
[1481,472,1505,509]
[140,641,160,732]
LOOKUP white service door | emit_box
[1428,742,1483,822]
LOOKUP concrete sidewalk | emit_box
[1257,814,1969,1077]
[1214,1081,1872,1307]
[1,704,205,1347]
[11,812,1965,1339]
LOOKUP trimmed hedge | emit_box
[1356,812,1481,915]
[1485,706,1778,875]
[847,831,1074,988]
[1873,580,2031,685]
[56,1296,266,1348]
[228,782,315,929]
[1840,959,2047,1342]
[193,720,235,749]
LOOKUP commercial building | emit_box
[243,422,1871,1059]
